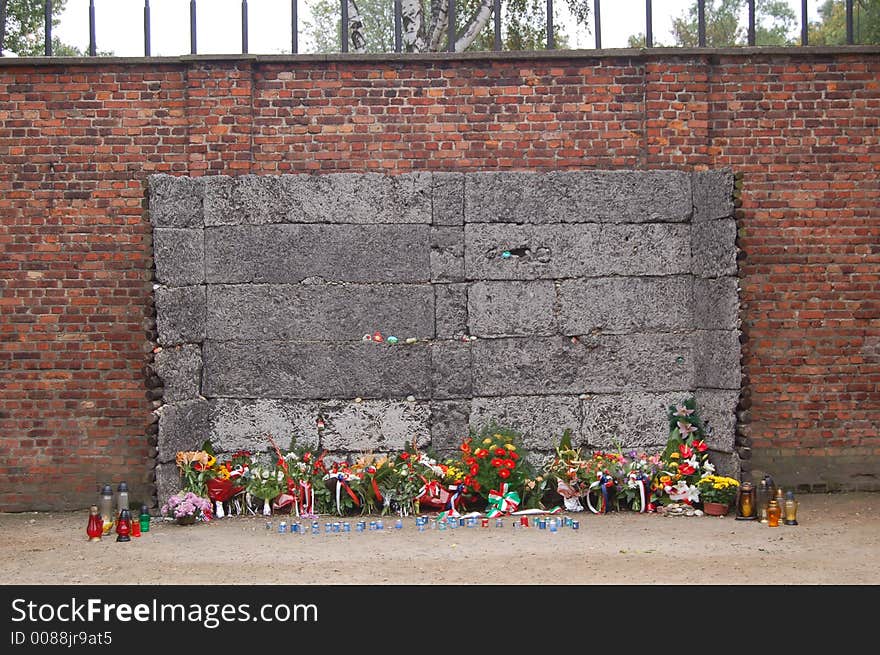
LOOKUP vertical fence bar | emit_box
[801,0,808,45]
[394,0,402,52]
[190,0,197,54]
[242,0,248,53]
[747,0,755,45]
[44,0,53,56]
[846,0,854,44]
[341,0,348,52]
[697,0,706,47]
[291,0,298,53]
[448,0,456,52]
[645,0,653,48]
[493,0,501,51]
[547,0,554,49]
[144,1,151,56]
[89,0,96,56]
[593,0,601,49]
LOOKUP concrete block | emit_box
[559,276,692,334]
[219,173,432,225]
[432,173,465,226]
[429,401,471,455]
[156,462,183,506]
[430,227,465,282]
[464,170,692,224]
[693,330,741,389]
[317,400,430,452]
[469,395,581,452]
[152,344,202,402]
[153,228,205,286]
[208,399,321,453]
[201,340,431,399]
[693,389,739,453]
[472,335,694,395]
[206,283,434,341]
[693,169,734,222]
[155,285,206,346]
[692,218,737,278]
[465,223,691,280]
[431,341,472,399]
[468,281,557,337]
[205,224,431,284]
[201,175,234,226]
[435,283,468,338]
[693,277,740,330]
[579,391,690,451]
[148,174,204,228]
[157,400,210,463]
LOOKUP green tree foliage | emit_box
[1,0,67,56]
[810,0,880,45]
[628,0,796,47]
[304,0,591,53]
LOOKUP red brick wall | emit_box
[1,49,877,510]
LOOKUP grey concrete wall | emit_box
[150,170,740,500]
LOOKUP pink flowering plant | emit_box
[161,490,213,522]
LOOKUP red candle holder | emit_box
[480,518,489,528]
[115,509,132,542]
[86,506,103,542]
[520,516,529,527]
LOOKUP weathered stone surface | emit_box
[317,400,430,452]
[693,389,739,453]
[580,392,690,450]
[692,218,737,278]
[430,227,465,282]
[205,173,432,225]
[693,330,741,389]
[435,283,468,338]
[694,277,739,330]
[201,175,233,226]
[152,344,202,402]
[431,341,472,399]
[559,276,692,334]
[148,174,204,228]
[432,173,465,226]
[153,228,205,286]
[472,335,694,395]
[693,169,734,222]
[156,462,182,506]
[468,281,557,337]
[465,223,691,280]
[155,286,206,345]
[470,395,581,451]
[206,284,434,341]
[706,451,741,479]
[205,224,431,284]
[430,401,471,454]
[202,341,431,398]
[157,400,210,463]
[209,399,321,453]
[464,170,692,224]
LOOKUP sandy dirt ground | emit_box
[2,492,878,585]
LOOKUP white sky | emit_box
[53,0,822,57]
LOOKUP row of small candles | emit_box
[269,515,580,534]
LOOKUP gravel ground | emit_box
[1,492,878,585]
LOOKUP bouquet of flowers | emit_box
[457,423,532,516]
[279,441,329,517]
[613,449,661,512]
[581,450,624,514]
[175,449,219,497]
[323,459,363,516]
[241,461,285,516]
[351,454,397,515]
[205,445,252,517]
[161,490,213,525]
[389,440,441,516]
[544,430,591,511]
[697,475,740,506]
[652,399,713,506]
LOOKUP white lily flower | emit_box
[703,461,716,475]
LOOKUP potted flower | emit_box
[161,491,213,525]
[697,475,740,516]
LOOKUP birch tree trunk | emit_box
[348,0,367,53]
[455,0,495,52]
[401,0,427,52]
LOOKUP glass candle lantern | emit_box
[139,504,151,533]
[756,479,771,523]
[767,499,781,527]
[115,508,132,542]
[735,481,757,520]
[98,484,114,535]
[116,481,130,515]
[783,491,799,525]
[86,506,103,542]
